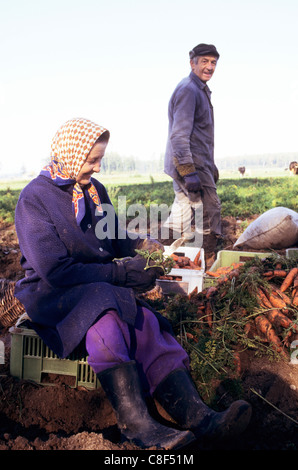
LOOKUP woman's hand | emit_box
[113,254,162,292]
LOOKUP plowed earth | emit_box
[0,219,298,452]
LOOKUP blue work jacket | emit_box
[164,71,217,189]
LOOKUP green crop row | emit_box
[107,176,297,217]
[0,176,297,226]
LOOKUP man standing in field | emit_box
[163,43,223,253]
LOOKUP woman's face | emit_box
[76,141,108,186]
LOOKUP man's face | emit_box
[191,55,218,82]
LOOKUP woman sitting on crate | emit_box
[14,118,251,449]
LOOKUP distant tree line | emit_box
[101,152,164,174]
[14,150,297,179]
[100,151,298,174]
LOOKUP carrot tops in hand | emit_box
[135,248,175,274]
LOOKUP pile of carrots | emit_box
[253,267,298,358]
[202,263,298,361]
[143,255,298,385]
[159,250,202,280]
[206,262,244,278]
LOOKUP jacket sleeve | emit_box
[170,86,196,166]
[15,196,123,288]
[96,182,145,259]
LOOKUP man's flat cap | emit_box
[189,44,220,59]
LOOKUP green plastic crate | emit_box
[9,325,100,389]
[286,248,298,260]
[203,250,272,289]
[209,250,272,272]
[202,276,218,290]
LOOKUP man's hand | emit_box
[173,159,203,201]
[184,172,203,193]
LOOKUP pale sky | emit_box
[1,0,298,175]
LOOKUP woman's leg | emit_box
[132,307,189,395]
[85,308,195,449]
[86,309,131,373]
[86,307,189,395]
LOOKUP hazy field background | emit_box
[0,167,296,226]
[0,166,295,190]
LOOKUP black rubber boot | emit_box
[97,361,196,449]
[153,369,252,440]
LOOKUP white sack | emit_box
[234,207,298,250]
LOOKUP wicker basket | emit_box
[0,279,26,327]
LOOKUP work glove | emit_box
[173,158,203,199]
[184,172,203,193]
[113,254,162,292]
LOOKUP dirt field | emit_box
[1,219,298,451]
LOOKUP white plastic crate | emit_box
[156,246,205,295]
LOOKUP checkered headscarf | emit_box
[41,118,109,226]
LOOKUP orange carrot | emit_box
[228,268,240,279]
[267,309,298,332]
[205,302,213,329]
[263,270,287,278]
[293,290,298,307]
[189,286,198,296]
[244,322,252,335]
[206,271,221,277]
[267,291,287,310]
[257,288,272,309]
[274,288,291,305]
[283,330,295,348]
[206,286,218,299]
[255,315,287,357]
[273,270,288,277]
[193,249,201,267]
[197,305,205,312]
[263,271,274,277]
[217,275,229,286]
[206,267,230,277]
[233,351,241,376]
[206,263,243,279]
[186,332,198,343]
[280,267,298,292]
[188,260,201,270]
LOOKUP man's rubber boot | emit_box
[154,368,251,440]
[97,361,196,449]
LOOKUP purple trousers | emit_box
[86,306,189,395]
